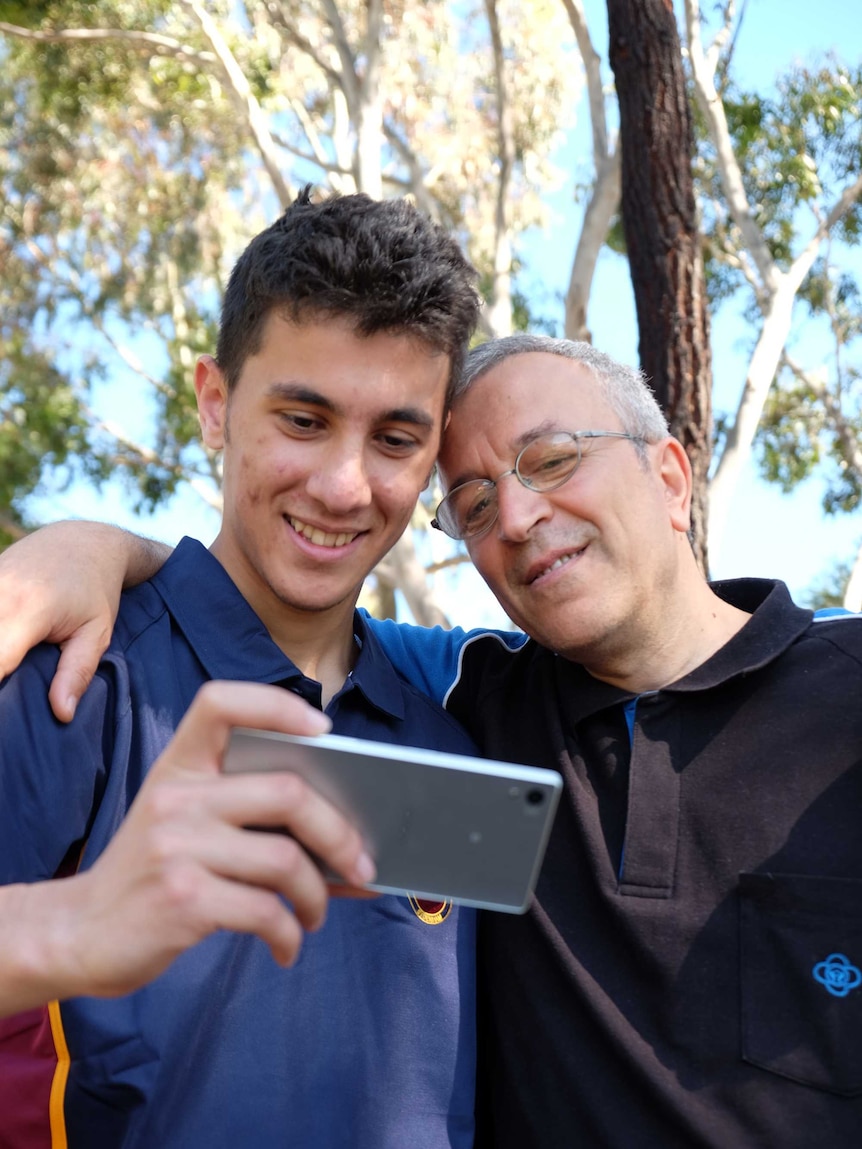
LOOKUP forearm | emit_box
[23,520,172,589]
[113,527,173,589]
[0,520,171,596]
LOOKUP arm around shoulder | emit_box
[0,521,173,722]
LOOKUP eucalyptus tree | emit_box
[0,0,580,619]
[684,0,862,579]
[2,0,860,612]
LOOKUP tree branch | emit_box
[560,0,620,342]
[0,513,29,543]
[0,20,215,67]
[560,0,608,161]
[260,2,343,88]
[375,533,451,629]
[683,0,778,293]
[320,0,360,113]
[181,0,293,208]
[382,124,439,218]
[95,414,224,512]
[483,0,514,337]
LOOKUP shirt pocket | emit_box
[739,872,862,1096]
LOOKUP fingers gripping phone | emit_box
[223,728,562,914]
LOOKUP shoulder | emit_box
[114,579,172,651]
[394,676,482,756]
[0,644,122,882]
[763,607,862,694]
[807,608,862,661]
[0,639,124,713]
[363,611,529,705]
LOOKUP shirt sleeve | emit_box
[0,645,115,883]
[365,613,528,706]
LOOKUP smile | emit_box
[287,516,359,549]
[529,549,584,584]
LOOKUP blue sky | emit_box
[27,0,862,625]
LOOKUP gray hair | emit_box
[458,334,670,443]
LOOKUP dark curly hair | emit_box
[216,188,481,405]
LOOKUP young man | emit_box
[7,334,862,1146]
[0,191,481,1148]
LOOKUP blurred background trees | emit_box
[1,0,860,618]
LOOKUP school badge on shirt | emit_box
[408,895,453,924]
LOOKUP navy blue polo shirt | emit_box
[0,538,477,1149]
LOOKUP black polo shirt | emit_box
[376,581,862,1147]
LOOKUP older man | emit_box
[5,334,862,1146]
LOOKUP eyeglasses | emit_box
[431,430,644,541]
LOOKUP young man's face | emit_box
[197,312,449,636]
[437,353,690,670]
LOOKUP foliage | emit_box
[0,0,580,544]
[696,60,862,304]
[1,0,861,607]
[752,243,862,519]
[799,558,855,610]
[756,359,862,515]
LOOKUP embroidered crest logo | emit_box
[407,896,453,925]
[812,953,862,998]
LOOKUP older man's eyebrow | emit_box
[512,420,561,451]
[443,420,565,491]
[265,382,435,430]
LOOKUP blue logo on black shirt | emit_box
[812,953,862,998]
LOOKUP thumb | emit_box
[48,620,111,723]
[158,680,332,778]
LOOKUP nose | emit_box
[493,472,552,542]
[305,442,373,514]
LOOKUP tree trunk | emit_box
[606,0,712,573]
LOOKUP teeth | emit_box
[289,517,357,549]
[536,551,579,581]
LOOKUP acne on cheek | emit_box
[236,464,263,507]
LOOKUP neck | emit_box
[268,612,357,708]
[583,581,751,694]
[209,542,358,708]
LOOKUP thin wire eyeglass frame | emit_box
[430,430,645,541]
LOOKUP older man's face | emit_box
[437,353,689,670]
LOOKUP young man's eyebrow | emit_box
[384,407,435,430]
[266,382,336,410]
[266,383,435,430]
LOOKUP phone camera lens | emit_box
[525,788,544,806]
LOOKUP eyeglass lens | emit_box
[442,433,582,539]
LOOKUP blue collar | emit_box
[148,537,406,720]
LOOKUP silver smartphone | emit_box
[223,728,562,913]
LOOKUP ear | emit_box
[655,437,693,533]
[195,355,228,450]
